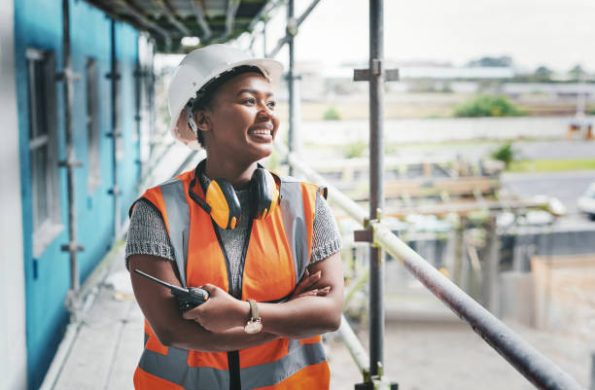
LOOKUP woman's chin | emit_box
[248,142,274,159]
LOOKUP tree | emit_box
[491,143,516,169]
[533,66,553,82]
[454,95,526,117]
[467,56,513,68]
[568,64,586,81]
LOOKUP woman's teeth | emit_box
[250,130,272,135]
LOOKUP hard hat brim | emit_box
[169,57,284,150]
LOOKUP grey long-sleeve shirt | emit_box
[126,185,341,297]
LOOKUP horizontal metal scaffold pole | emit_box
[338,314,370,378]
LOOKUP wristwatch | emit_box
[244,299,263,334]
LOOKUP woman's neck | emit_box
[204,158,258,189]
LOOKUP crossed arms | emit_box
[128,252,344,353]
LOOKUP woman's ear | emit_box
[195,111,211,132]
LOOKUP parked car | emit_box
[577,182,595,220]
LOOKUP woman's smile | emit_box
[248,123,274,141]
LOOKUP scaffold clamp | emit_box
[55,68,81,82]
[286,18,298,36]
[354,209,383,246]
[353,60,399,82]
[60,243,84,253]
[58,159,83,168]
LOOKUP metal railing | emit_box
[277,144,583,390]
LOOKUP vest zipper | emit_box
[212,217,254,390]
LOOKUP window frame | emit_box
[26,48,63,257]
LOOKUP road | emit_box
[502,170,595,217]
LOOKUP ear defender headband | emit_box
[251,168,279,219]
[188,163,280,230]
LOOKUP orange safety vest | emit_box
[132,169,330,390]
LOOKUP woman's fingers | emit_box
[319,286,331,295]
[182,304,202,320]
[293,270,322,295]
[296,285,331,298]
[199,283,218,297]
[182,284,218,320]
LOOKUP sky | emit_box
[245,0,595,72]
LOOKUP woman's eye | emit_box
[267,101,276,110]
[242,98,256,105]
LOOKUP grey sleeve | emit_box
[125,199,175,262]
[310,194,342,264]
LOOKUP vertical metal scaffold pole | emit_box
[287,0,297,176]
[354,1,398,386]
[60,0,83,312]
[369,0,385,379]
[109,20,121,240]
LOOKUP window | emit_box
[26,48,62,256]
[86,58,101,192]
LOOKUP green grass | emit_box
[508,159,595,173]
[454,95,527,118]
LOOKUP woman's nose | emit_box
[256,104,274,119]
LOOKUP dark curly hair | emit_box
[188,65,266,148]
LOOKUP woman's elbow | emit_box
[319,302,342,333]
[153,325,177,347]
[326,310,342,332]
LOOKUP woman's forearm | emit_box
[164,319,278,352]
[257,295,342,338]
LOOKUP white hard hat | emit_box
[168,44,284,149]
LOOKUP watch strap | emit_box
[248,299,260,320]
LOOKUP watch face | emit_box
[245,320,263,335]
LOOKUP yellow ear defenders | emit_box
[188,161,279,230]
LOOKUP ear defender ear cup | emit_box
[205,179,242,229]
[190,161,280,229]
[251,168,279,219]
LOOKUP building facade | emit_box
[0,0,154,387]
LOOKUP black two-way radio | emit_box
[134,269,209,312]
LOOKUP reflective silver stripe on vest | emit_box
[138,342,325,389]
[160,179,190,287]
[139,347,230,389]
[280,179,309,281]
[240,342,326,389]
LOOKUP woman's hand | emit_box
[182,284,249,333]
[289,269,331,300]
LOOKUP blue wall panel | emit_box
[14,1,70,388]
[14,0,140,387]
[116,22,142,222]
[70,0,115,282]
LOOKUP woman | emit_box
[126,44,344,390]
